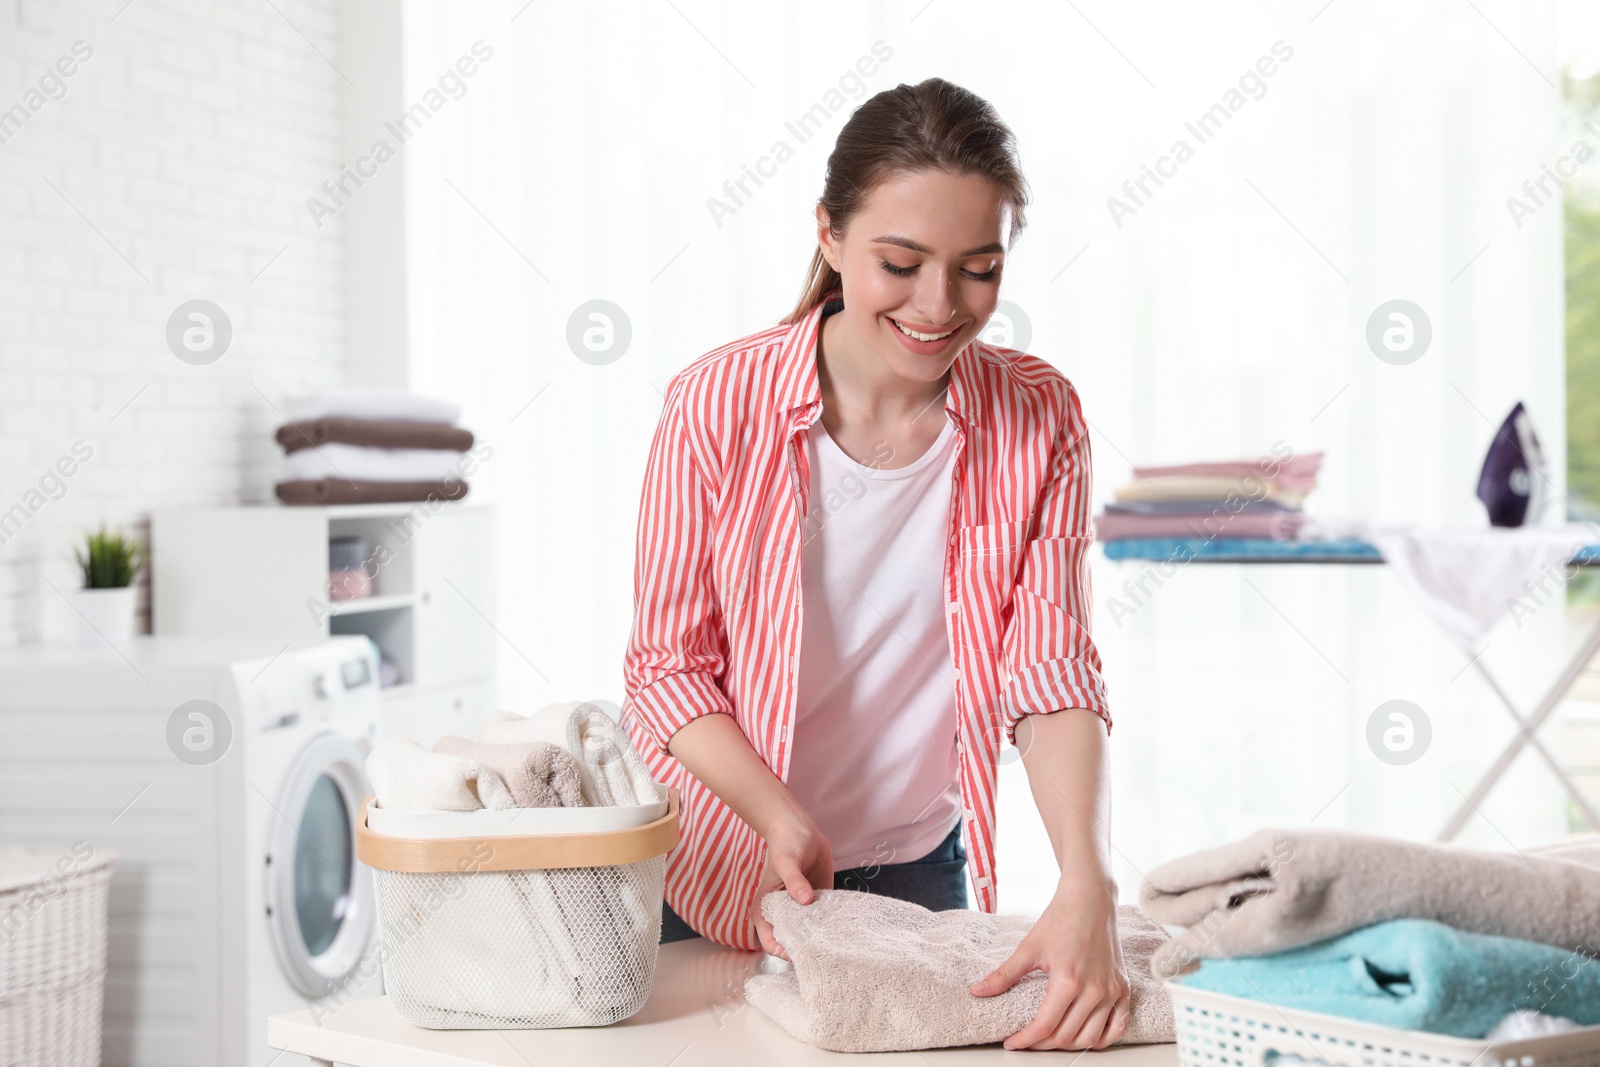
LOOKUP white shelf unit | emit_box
[151,502,497,745]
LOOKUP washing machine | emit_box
[0,634,384,1066]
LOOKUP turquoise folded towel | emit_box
[1174,919,1600,1038]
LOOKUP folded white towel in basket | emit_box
[384,864,589,1025]
[481,702,659,807]
[383,861,664,1028]
[366,739,516,812]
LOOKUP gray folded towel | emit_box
[743,890,1174,1052]
[1139,828,1600,978]
[431,736,586,808]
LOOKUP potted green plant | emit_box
[70,523,147,644]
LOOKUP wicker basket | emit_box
[0,845,117,1067]
[1169,980,1600,1067]
[355,788,679,1029]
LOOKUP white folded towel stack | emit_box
[482,702,660,807]
[366,738,516,811]
[280,387,461,425]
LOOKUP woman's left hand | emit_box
[967,875,1131,1051]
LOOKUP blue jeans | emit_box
[658,822,969,943]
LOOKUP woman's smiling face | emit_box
[818,168,1010,384]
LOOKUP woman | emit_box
[620,77,1129,1051]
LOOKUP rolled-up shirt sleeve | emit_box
[999,380,1112,743]
[622,378,734,753]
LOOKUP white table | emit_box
[267,939,1182,1066]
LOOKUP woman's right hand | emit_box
[749,808,833,959]
[661,713,833,957]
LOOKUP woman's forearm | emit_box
[666,711,806,839]
[1014,708,1116,893]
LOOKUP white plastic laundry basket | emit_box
[0,845,117,1067]
[355,788,679,1029]
[1169,980,1600,1067]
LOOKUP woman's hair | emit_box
[780,77,1030,325]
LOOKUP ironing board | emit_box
[1100,537,1600,840]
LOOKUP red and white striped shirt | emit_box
[621,294,1111,950]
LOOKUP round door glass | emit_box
[294,775,353,958]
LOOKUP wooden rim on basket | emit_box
[355,787,680,872]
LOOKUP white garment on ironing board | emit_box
[1357,525,1589,650]
[787,414,963,871]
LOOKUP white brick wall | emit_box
[0,0,347,644]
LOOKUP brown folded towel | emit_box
[1139,828,1600,978]
[275,479,468,506]
[431,736,586,808]
[276,417,474,455]
[744,891,1174,1052]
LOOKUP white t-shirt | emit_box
[785,413,964,870]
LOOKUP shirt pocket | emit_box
[954,519,1031,653]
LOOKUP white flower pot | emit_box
[72,586,138,645]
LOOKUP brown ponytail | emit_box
[780,77,1030,326]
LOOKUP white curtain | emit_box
[396,0,1578,912]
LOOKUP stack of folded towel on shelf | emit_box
[365,700,664,1028]
[274,388,477,506]
[1139,828,1600,1039]
[1094,452,1323,543]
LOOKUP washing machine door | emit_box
[265,731,376,999]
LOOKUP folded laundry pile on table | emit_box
[273,388,478,506]
[1094,452,1323,543]
[365,700,664,1026]
[743,890,1176,1052]
[1139,827,1600,1038]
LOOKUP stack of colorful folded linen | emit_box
[273,388,478,506]
[1139,828,1600,1039]
[1094,452,1323,542]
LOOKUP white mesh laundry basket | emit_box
[0,844,117,1067]
[1169,980,1600,1067]
[355,787,679,1029]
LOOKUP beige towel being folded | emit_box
[431,736,586,808]
[1139,828,1600,978]
[743,890,1174,1053]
